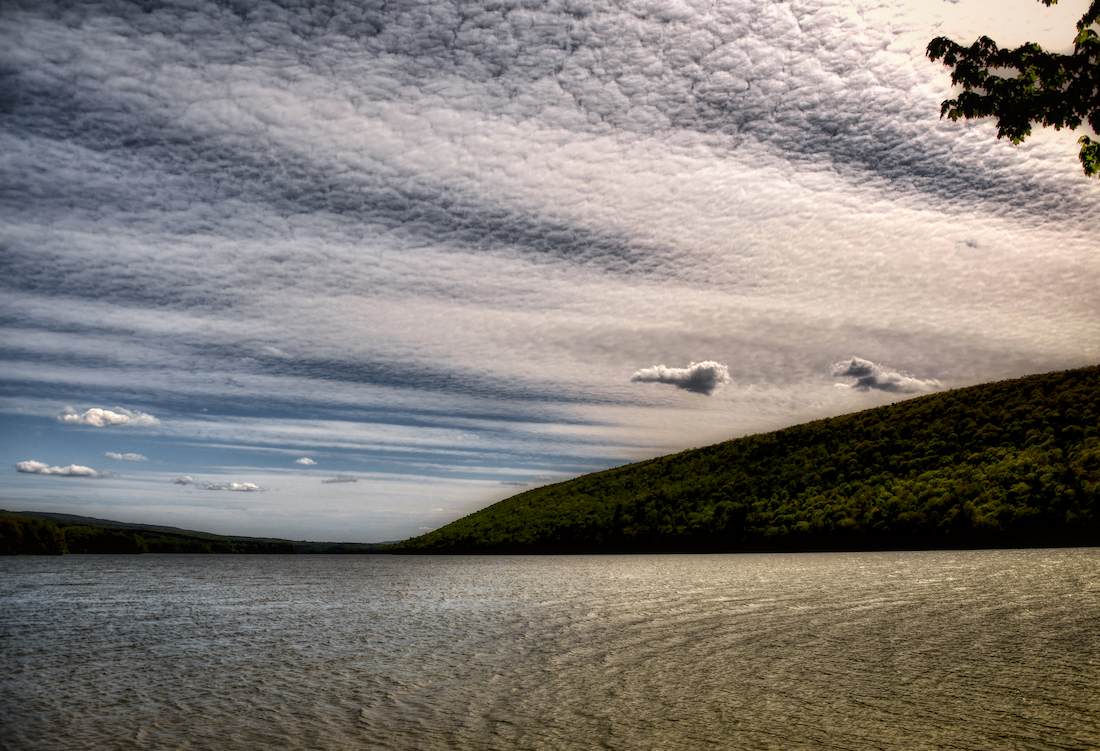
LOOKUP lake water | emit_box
[1,549,1098,750]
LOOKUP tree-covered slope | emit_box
[0,511,391,555]
[0,511,296,555]
[394,365,1100,553]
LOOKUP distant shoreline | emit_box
[1,510,391,555]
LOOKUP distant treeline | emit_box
[394,365,1100,554]
[0,512,295,555]
[0,511,390,555]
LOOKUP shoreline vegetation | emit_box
[393,364,1099,554]
[4,364,1097,556]
[0,511,388,555]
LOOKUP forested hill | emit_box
[394,365,1100,554]
[0,511,387,555]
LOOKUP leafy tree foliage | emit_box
[0,515,67,555]
[64,525,148,554]
[394,365,1100,554]
[927,0,1100,176]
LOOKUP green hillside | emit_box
[394,365,1100,553]
[0,512,387,555]
[0,511,296,555]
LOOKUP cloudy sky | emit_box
[2,0,1097,543]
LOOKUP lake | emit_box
[2,549,1098,750]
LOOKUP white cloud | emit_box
[631,361,732,395]
[201,481,263,492]
[15,460,108,478]
[172,475,262,491]
[294,457,317,465]
[321,475,357,484]
[831,357,941,394]
[105,452,148,461]
[57,406,160,427]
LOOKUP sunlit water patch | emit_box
[2,550,1098,750]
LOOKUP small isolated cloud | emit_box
[57,406,160,427]
[203,481,262,492]
[294,457,317,465]
[321,475,357,484]
[15,460,109,478]
[831,357,941,394]
[631,361,732,395]
[105,452,148,461]
[500,481,528,487]
[172,476,261,491]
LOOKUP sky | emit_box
[2,0,1098,543]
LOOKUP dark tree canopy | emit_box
[927,0,1100,177]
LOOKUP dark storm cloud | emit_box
[831,357,940,394]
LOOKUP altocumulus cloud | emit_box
[57,407,160,427]
[15,460,109,478]
[105,452,148,461]
[631,361,732,395]
[832,357,941,394]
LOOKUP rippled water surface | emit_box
[2,550,1098,750]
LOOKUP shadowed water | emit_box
[2,550,1098,750]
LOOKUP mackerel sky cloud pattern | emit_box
[1,0,1097,541]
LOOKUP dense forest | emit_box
[394,365,1100,553]
[0,511,394,555]
[0,511,297,555]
